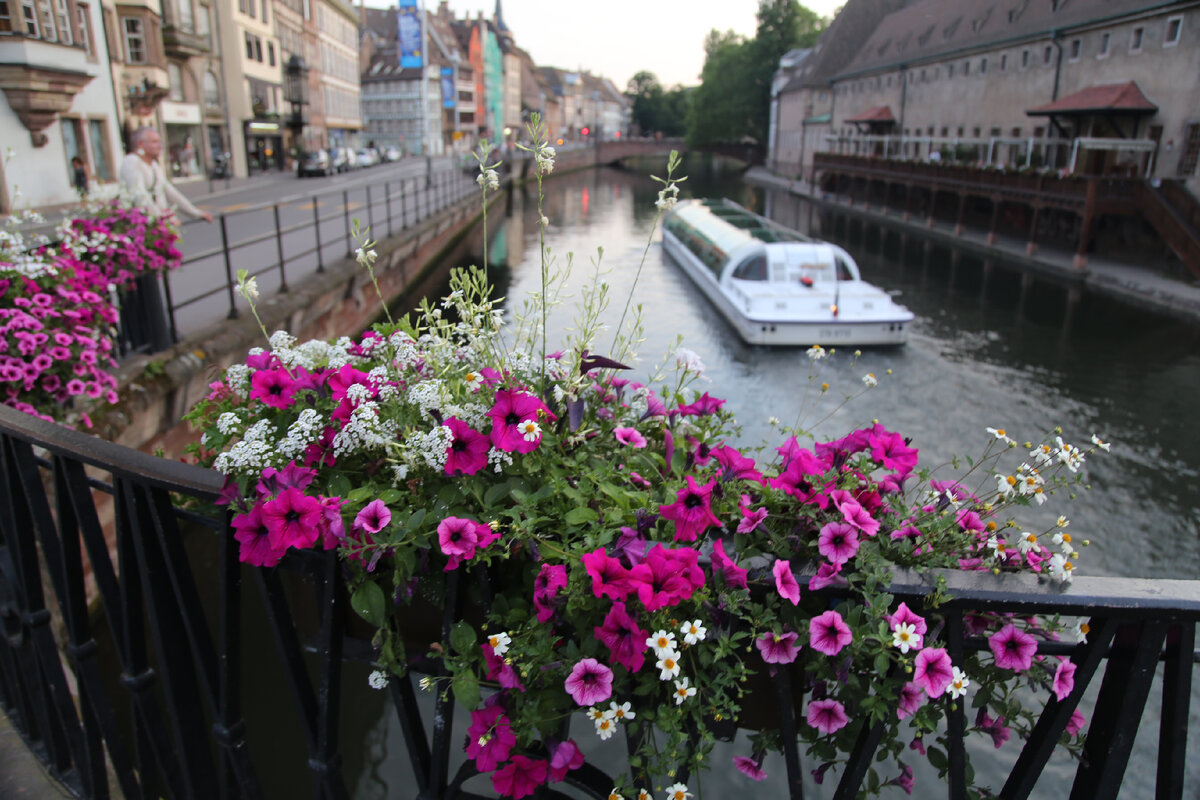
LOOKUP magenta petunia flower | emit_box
[261,488,323,551]
[232,505,287,567]
[444,417,490,475]
[659,475,722,542]
[491,755,549,799]
[886,764,915,795]
[756,631,801,664]
[1051,658,1077,701]
[834,495,881,537]
[809,610,853,656]
[887,602,929,637]
[257,461,317,496]
[869,427,919,475]
[533,563,568,622]
[737,505,768,534]
[580,547,634,601]
[353,499,392,534]
[817,522,860,565]
[465,704,515,772]
[806,698,849,735]
[488,389,554,453]
[249,368,298,409]
[913,648,955,698]
[808,561,845,591]
[563,658,614,706]
[773,559,801,605]
[629,545,704,611]
[437,516,480,568]
[896,682,925,720]
[712,445,766,484]
[676,391,725,416]
[548,740,585,783]
[769,450,831,509]
[318,496,346,549]
[614,426,648,448]
[1066,709,1087,736]
[733,755,767,781]
[594,601,648,673]
[988,623,1038,672]
[482,643,525,690]
[711,539,748,589]
[975,709,1011,749]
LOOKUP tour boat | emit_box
[662,199,914,346]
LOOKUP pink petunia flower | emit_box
[912,648,954,698]
[437,516,497,570]
[249,368,298,409]
[711,539,748,589]
[1051,658,1077,701]
[885,764,915,795]
[465,704,515,772]
[756,631,801,664]
[533,564,568,622]
[834,494,881,537]
[614,426,648,448]
[988,623,1038,672]
[711,446,766,484]
[581,547,634,601]
[1066,709,1087,736]
[975,708,1011,749]
[491,755,548,799]
[676,391,725,416]
[887,602,929,637]
[548,740,585,783]
[594,602,648,673]
[563,658,614,706]
[869,427,919,474]
[444,417,490,475]
[659,475,722,542]
[773,559,801,605]
[897,682,925,720]
[809,610,853,656]
[261,488,323,551]
[488,389,554,453]
[817,522,860,565]
[628,545,704,611]
[806,698,849,735]
[354,499,392,534]
[733,755,767,781]
[482,643,525,690]
[232,505,287,567]
[808,561,845,591]
[737,505,769,534]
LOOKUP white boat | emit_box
[662,199,914,346]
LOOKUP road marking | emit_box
[219,202,251,212]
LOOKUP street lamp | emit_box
[284,55,309,160]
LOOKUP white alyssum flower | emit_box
[406,379,450,416]
[948,667,970,699]
[368,670,389,690]
[334,401,399,457]
[216,412,243,435]
[672,677,697,705]
[679,620,706,645]
[486,631,511,657]
[675,347,705,374]
[400,424,453,470]
[487,446,513,473]
[646,630,676,657]
[279,408,324,459]
[268,330,296,351]
[224,363,251,393]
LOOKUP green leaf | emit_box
[564,507,599,525]
[452,672,481,709]
[329,473,352,499]
[873,653,890,675]
[407,508,426,530]
[379,488,403,505]
[927,746,948,772]
[485,481,512,507]
[350,581,386,627]
[449,621,476,655]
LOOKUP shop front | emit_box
[161,100,204,179]
[243,120,285,173]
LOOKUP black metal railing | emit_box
[2,412,1197,798]
[160,165,480,346]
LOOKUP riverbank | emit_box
[746,167,1200,325]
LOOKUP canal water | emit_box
[112,156,1199,798]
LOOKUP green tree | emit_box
[627,70,666,136]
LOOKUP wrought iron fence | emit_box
[1,403,1197,800]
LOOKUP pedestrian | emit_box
[119,126,214,223]
[70,155,89,196]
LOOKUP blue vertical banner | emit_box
[398,0,422,68]
[441,67,455,108]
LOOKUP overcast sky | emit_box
[368,1,842,91]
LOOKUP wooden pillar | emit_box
[1026,205,1041,256]
[987,197,1002,245]
[980,259,993,304]
[1016,270,1034,320]
[954,192,968,236]
[1074,178,1098,269]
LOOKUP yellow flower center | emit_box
[1080,622,1090,635]
[986,521,997,531]
[1006,476,1017,486]
[997,429,1006,436]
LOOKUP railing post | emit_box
[161,272,180,344]
[273,205,288,293]
[401,179,408,230]
[313,198,324,273]
[343,189,352,256]
[366,185,375,237]
[385,180,393,238]
[219,215,239,319]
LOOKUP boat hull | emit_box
[662,231,910,347]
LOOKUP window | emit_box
[53,0,70,42]
[1130,26,1143,52]
[20,0,38,37]
[1178,123,1200,177]
[260,0,265,22]
[61,117,84,164]
[122,16,145,63]
[37,0,56,40]
[1043,45,1053,64]
[88,119,112,180]
[175,0,191,29]
[1098,32,1109,56]
[1164,16,1182,47]
[244,30,253,58]
[963,60,970,75]
[980,57,988,73]
[203,70,220,106]
[254,36,262,62]
[168,62,183,101]
[1069,38,1081,60]
[947,63,954,78]
[267,41,274,66]
[1000,53,1007,70]
[195,2,208,38]
[75,1,91,53]
[237,0,244,12]
[0,1,11,32]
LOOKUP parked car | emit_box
[383,146,402,162]
[356,148,381,168]
[298,149,331,177]
[329,147,354,173]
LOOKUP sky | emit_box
[369,0,843,91]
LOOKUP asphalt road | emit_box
[169,156,477,338]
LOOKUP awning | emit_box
[844,105,895,124]
[1026,81,1157,116]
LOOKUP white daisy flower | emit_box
[673,677,697,705]
[891,622,920,654]
[679,620,707,645]
[655,652,681,680]
[948,666,970,699]
[646,630,677,657]
[486,631,511,657]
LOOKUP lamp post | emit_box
[284,55,310,165]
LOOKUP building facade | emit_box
[0,0,125,211]
[315,0,358,148]
[159,0,225,179]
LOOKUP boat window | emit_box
[732,254,768,281]
[835,257,855,281]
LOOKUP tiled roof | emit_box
[845,105,896,123]
[1026,81,1158,115]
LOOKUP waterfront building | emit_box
[315,0,359,148]
[773,0,1200,196]
[160,0,226,179]
[0,0,125,211]
[211,0,285,175]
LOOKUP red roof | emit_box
[1026,81,1157,116]
[844,105,896,124]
